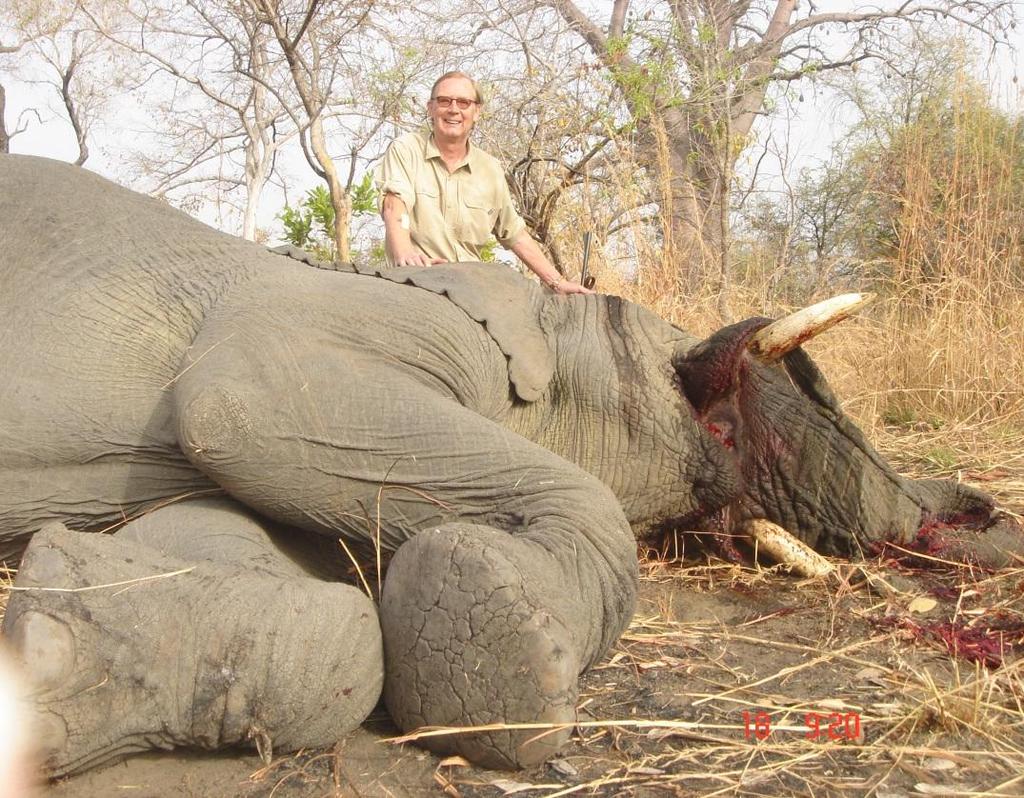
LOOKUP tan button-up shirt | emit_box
[375,130,527,264]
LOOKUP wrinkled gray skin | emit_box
[1,155,1019,777]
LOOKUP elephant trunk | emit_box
[896,478,1024,569]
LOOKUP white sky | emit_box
[4,3,1021,245]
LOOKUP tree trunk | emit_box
[261,0,352,264]
[242,159,265,242]
[0,83,8,154]
[634,111,726,295]
[545,0,802,297]
[308,114,350,262]
[241,31,272,242]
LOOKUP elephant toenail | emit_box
[18,541,69,587]
[32,711,69,759]
[7,613,75,691]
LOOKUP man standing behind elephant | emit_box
[376,71,591,295]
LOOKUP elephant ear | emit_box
[268,245,357,273]
[268,252,555,400]
[378,263,555,402]
[672,318,769,414]
[779,347,844,415]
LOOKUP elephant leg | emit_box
[115,496,350,580]
[3,523,382,778]
[174,350,638,768]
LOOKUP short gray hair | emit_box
[430,71,484,105]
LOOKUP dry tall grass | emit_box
[864,82,1024,432]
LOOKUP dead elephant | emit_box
[0,154,1019,776]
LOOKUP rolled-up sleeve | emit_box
[375,134,418,211]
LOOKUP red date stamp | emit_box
[742,710,861,741]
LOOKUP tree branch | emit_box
[609,0,629,39]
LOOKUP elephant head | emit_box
[494,286,1021,571]
[671,300,1019,567]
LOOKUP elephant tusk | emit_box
[747,293,875,362]
[742,519,835,578]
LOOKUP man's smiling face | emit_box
[428,76,481,143]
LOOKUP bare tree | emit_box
[0,41,24,153]
[537,0,1016,293]
[245,0,379,262]
[32,26,104,165]
[2,1,119,164]
[487,77,641,278]
[85,0,299,239]
[1,3,48,153]
[88,0,423,252]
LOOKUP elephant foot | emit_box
[381,525,581,769]
[4,523,383,778]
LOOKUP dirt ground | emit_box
[40,515,1024,798]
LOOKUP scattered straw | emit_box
[8,566,195,593]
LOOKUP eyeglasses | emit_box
[431,96,478,110]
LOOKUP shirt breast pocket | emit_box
[463,190,497,244]
[415,175,439,202]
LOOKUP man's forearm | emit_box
[382,194,438,267]
[509,232,593,294]
[381,194,413,261]
[509,233,562,288]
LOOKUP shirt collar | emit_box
[424,131,476,173]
